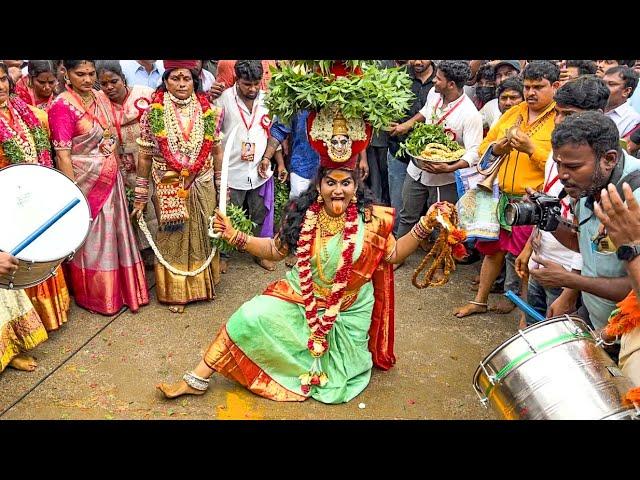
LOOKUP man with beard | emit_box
[387,60,437,235]
[595,59,634,78]
[529,111,640,335]
[602,65,640,141]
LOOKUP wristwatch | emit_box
[616,244,640,261]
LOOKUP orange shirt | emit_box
[479,100,556,195]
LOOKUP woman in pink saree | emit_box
[48,60,149,315]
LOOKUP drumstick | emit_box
[10,198,81,256]
[504,290,546,324]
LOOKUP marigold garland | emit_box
[296,201,359,394]
[147,90,215,179]
[0,95,52,167]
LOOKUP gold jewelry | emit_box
[351,194,357,204]
[317,207,345,236]
[315,228,336,285]
[317,194,324,204]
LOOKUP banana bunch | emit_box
[419,143,466,161]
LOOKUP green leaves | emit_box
[264,62,414,131]
[274,179,290,229]
[212,204,257,254]
[398,123,462,158]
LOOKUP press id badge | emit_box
[241,141,256,162]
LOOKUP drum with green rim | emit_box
[473,315,639,420]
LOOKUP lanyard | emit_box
[432,94,465,126]
[109,88,131,145]
[234,89,258,136]
[66,86,112,133]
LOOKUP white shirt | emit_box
[528,153,583,272]
[481,98,502,129]
[407,90,482,186]
[605,100,640,138]
[199,69,215,93]
[119,60,164,88]
[216,87,272,190]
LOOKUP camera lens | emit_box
[505,203,518,225]
[505,201,540,226]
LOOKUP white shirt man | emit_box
[606,100,640,138]
[406,88,483,187]
[481,98,503,129]
[120,60,164,88]
[216,87,272,190]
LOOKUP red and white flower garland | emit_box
[296,200,359,394]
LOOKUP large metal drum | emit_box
[0,164,91,289]
[473,315,640,420]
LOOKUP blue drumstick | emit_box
[504,290,546,323]
[9,198,81,256]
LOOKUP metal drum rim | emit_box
[0,164,92,262]
[473,316,594,390]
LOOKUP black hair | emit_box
[437,60,471,90]
[279,167,377,252]
[62,60,96,71]
[603,65,639,96]
[523,60,560,83]
[159,68,202,93]
[234,60,263,82]
[476,63,496,83]
[95,60,126,84]
[566,60,597,76]
[27,60,56,78]
[551,111,621,160]
[554,74,609,111]
[0,62,15,93]
[496,77,524,98]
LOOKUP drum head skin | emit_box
[0,164,91,262]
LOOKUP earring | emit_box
[64,75,70,85]
[351,194,358,204]
[317,194,324,204]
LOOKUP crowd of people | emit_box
[1,59,640,407]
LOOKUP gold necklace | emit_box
[317,208,345,236]
[315,228,336,285]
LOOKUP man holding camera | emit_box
[528,111,640,336]
[515,75,611,326]
[454,61,559,318]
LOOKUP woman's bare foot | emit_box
[156,380,205,399]
[490,297,516,314]
[168,305,185,314]
[453,302,488,318]
[220,259,228,274]
[285,254,297,268]
[9,354,38,372]
[256,258,276,271]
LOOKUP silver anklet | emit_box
[182,372,210,391]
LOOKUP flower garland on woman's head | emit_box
[147,90,217,183]
[296,200,359,394]
[0,96,52,167]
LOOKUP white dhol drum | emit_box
[0,164,91,289]
[473,315,640,420]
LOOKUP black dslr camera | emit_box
[504,192,562,231]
